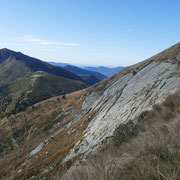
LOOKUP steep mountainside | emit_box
[0,48,83,86]
[0,49,88,118]
[1,42,180,179]
[84,65,124,77]
[63,42,180,162]
[0,71,87,118]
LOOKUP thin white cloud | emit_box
[18,35,79,47]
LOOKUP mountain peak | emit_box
[0,48,10,51]
[0,48,15,53]
[0,48,19,62]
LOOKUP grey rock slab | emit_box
[63,61,180,162]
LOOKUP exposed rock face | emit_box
[64,43,180,162]
[1,42,180,179]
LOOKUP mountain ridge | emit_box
[0,48,84,84]
[1,43,180,179]
[0,48,88,117]
[48,61,123,77]
[64,65,107,80]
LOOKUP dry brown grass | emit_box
[0,88,97,179]
[60,90,180,180]
[147,42,180,62]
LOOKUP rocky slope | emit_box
[64,42,180,162]
[1,42,180,179]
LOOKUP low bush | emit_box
[113,120,137,147]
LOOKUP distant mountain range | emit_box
[62,65,107,85]
[48,62,124,77]
[0,48,88,117]
[84,66,124,77]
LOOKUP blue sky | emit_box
[0,0,179,66]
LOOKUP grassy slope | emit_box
[0,71,87,118]
[0,89,88,179]
[0,49,89,118]
[0,87,100,180]
[0,58,31,86]
[1,72,180,179]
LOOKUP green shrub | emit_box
[113,120,137,147]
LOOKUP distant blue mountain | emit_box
[64,65,107,80]
[83,66,124,77]
[48,62,107,85]
[48,62,124,78]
